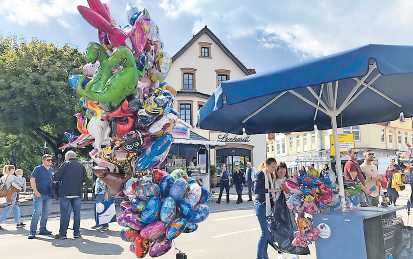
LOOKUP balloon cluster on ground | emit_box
[283,169,339,247]
[63,0,210,257]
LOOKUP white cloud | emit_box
[155,0,413,58]
[0,0,84,26]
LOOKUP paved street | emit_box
[0,188,411,259]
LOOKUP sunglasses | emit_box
[46,159,53,162]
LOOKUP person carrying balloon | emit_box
[92,177,110,231]
[343,148,368,208]
[254,158,277,259]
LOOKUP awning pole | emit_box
[331,114,346,210]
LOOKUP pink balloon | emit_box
[87,0,111,22]
[140,221,165,241]
[128,17,147,57]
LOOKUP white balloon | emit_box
[317,223,331,239]
[96,202,105,214]
[87,116,111,150]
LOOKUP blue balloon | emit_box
[130,198,146,213]
[68,74,88,90]
[166,218,187,240]
[182,222,198,233]
[160,196,176,224]
[178,201,193,219]
[188,204,209,223]
[199,187,210,204]
[159,175,175,198]
[136,134,173,171]
[169,178,188,202]
[140,196,161,224]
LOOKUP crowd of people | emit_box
[0,151,113,240]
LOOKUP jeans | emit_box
[95,194,109,227]
[0,192,21,224]
[255,201,269,259]
[248,182,253,200]
[59,197,81,236]
[29,195,51,235]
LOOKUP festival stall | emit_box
[61,1,210,257]
[198,44,413,259]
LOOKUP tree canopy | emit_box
[0,37,85,167]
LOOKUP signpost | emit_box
[330,133,355,157]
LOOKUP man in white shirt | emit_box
[360,151,380,206]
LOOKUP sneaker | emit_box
[28,235,36,239]
[73,234,82,239]
[39,230,53,236]
[99,226,109,231]
[16,223,25,229]
[91,225,99,229]
[360,202,369,207]
[216,201,221,204]
[54,234,67,240]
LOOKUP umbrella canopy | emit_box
[198,44,413,209]
[198,44,413,134]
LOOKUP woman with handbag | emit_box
[0,165,23,230]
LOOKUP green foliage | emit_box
[0,37,85,158]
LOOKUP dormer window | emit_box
[201,47,210,57]
[215,69,230,86]
[198,42,212,58]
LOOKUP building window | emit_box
[389,134,393,143]
[182,73,194,90]
[281,139,286,154]
[179,103,192,125]
[289,137,293,149]
[380,128,385,143]
[411,133,413,145]
[343,126,360,141]
[200,47,210,57]
[405,132,408,144]
[271,145,275,152]
[311,133,316,145]
[217,74,229,85]
[398,131,402,144]
[303,134,308,150]
[296,136,300,152]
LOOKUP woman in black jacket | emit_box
[233,168,245,204]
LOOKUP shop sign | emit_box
[217,133,251,143]
[330,133,355,157]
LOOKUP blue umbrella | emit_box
[198,44,413,207]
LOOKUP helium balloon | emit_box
[166,218,186,240]
[169,178,188,202]
[184,181,202,208]
[133,235,150,258]
[120,227,140,242]
[159,175,175,198]
[130,198,145,213]
[140,196,161,224]
[153,169,167,184]
[160,196,176,224]
[135,133,173,171]
[136,181,160,200]
[170,168,187,180]
[68,74,85,90]
[199,187,210,204]
[187,204,209,223]
[182,222,198,233]
[140,221,165,241]
[118,212,144,231]
[149,239,172,257]
[178,201,193,219]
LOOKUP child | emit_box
[0,165,24,230]
[13,169,26,228]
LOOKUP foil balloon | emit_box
[182,222,198,233]
[148,113,177,136]
[135,109,159,130]
[117,212,144,230]
[184,181,202,208]
[166,218,186,240]
[122,130,144,153]
[153,169,167,184]
[140,220,165,241]
[135,181,160,200]
[178,201,193,219]
[123,178,138,200]
[120,200,131,211]
[135,133,173,171]
[187,204,209,223]
[83,62,100,77]
[169,178,188,202]
[68,74,85,90]
[87,116,111,149]
[170,168,187,180]
[160,196,176,224]
[130,198,145,213]
[149,239,172,257]
[140,196,161,224]
[120,227,140,242]
[133,235,150,258]
[199,187,210,204]
[159,175,175,198]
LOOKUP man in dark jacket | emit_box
[246,162,254,201]
[54,150,86,239]
[233,168,245,204]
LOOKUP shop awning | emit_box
[173,131,224,146]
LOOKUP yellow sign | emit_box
[330,133,355,157]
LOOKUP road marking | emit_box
[212,227,259,238]
[212,214,255,222]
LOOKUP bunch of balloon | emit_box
[61,1,210,257]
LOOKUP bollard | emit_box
[176,252,187,259]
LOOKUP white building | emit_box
[165,26,267,175]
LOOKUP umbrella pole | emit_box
[331,115,346,210]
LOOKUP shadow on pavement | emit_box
[36,236,124,256]
[79,227,120,238]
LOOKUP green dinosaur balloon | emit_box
[77,42,142,107]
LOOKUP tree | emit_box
[0,37,85,159]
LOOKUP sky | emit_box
[2,0,413,73]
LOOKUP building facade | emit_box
[267,119,413,172]
[166,26,267,175]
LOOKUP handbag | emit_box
[0,175,10,197]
